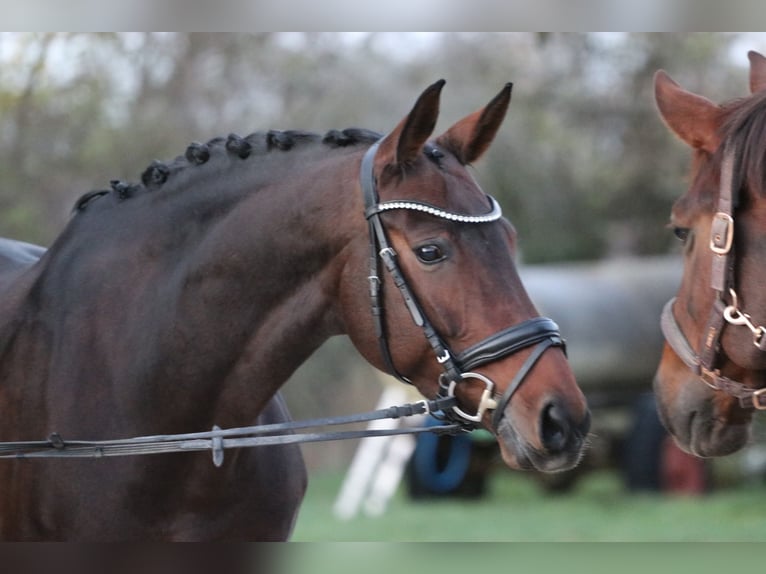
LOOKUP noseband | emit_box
[660,143,766,410]
[360,141,565,430]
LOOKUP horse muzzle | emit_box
[495,403,591,472]
[653,367,753,458]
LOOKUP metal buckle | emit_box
[445,372,498,423]
[710,212,734,255]
[415,399,431,415]
[752,388,766,411]
[700,367,722,391]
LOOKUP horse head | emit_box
[653,51,766,457]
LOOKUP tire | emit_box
[406,417,491,498]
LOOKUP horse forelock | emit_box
[720,90,766,200]
[678,92,766,217]
[72,128,383,213]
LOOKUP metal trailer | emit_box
[521,255,680,406]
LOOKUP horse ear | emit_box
[748,50,766,94]
[436,83,512,165]
[654,70,721,153]
[376,79,445,169]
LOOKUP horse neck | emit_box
[7,146,365,429]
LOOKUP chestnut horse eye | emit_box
[414,244,446,264]
[673,227,690,243]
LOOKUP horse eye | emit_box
[414,244,446,264]
[673,227,690,243]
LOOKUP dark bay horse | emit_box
[0,81,590,540]
[654,51,766,458]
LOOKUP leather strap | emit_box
[361,142,464,385]
[455,317,564,371]
[661,298,765,409]
[0,396,468,462]
[699,147,737,371]
[491,338,561,429]
[660,298,701,375]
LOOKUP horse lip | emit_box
[496,419,532,469]
[685,409,751,458]
[686,410,705,457]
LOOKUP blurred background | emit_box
[2,32,766,540]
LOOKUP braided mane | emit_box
[74,128,381,212]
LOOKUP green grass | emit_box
[291,469,766,541]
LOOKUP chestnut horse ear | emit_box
[376,79,445,169]
[654,70,721,153]
[436,83,512,165]
[748,50,766,94]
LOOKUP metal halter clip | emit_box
[724,289,766,348]
[710,212,734,255]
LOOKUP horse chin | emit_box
[667,405,752,457]
[495,419,585,473]
[696,421,750,457]
[669,410,751,458]
[654,376,753,458]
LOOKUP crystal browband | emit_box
[365,195,503,224]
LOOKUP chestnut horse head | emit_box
[654,51,766,457]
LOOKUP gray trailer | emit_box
[519,255,687,491]
[521,255,681,406]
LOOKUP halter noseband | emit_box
[360,141,566,430]
[660,143,766,410]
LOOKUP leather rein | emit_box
[660,143,766,410]
[361,141,565,430]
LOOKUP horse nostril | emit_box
[540,401,574,454]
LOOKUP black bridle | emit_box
[361,141,566,430]
[660,142,766,410]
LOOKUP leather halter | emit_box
[660,143,766,410]
[360,141,566,429]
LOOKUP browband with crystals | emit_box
[365,196,503,224]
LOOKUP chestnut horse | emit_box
[0,81,589,540]
[654,51,766,458]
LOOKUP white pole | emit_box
[362,432,417,516]
[332,385,408,520]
